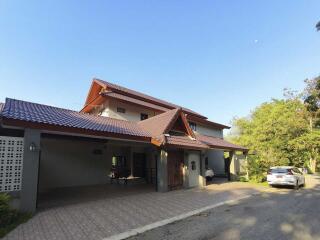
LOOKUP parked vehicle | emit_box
[267,166,305,189]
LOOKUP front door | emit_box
[167,150,184,190]
[133,153,146,178]
[188,152,200,187]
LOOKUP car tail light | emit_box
[287,169,293,175]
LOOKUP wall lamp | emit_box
[29,142,37,152]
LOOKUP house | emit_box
[0,78,247,213]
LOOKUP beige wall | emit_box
[96,98,160,122]
[194,124,223,138]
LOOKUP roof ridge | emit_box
[93,78,206,118]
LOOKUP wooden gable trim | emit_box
[163,109,181,134]
[180,111,196,138]
[151,137,163,147]
[162,109,196,138]
[80,95,105,113]
[83,79,108,109]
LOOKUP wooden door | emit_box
[167,150,184,190]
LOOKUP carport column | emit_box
[20,129,41,213]
[229,151,238,181]
[183,150,189,188]
[157,149,168,192]
[244,151,249,181]
[199,150,207,188]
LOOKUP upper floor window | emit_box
[117,107,126,113]
[189,122,197,131]
[140,113,148,120]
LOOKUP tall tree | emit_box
[300,76,320,172]
[303,76,320,130]
[230,99,309,179]
[317,21,320,31]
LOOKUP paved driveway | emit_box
[4,181,260,240]
[128,175,320,240]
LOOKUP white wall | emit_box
[98,99,160,122]
[194,124,223,138]
[39,138,110,192]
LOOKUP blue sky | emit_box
[0,1,319,126]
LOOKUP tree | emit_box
[288,130,320,172]
[230,99,309,180]
[303,76,320,129]
[317,21,320,31]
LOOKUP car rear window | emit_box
[270,168,289,174]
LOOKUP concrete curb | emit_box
[102,194,252,240]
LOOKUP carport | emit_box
[37,133,157,209]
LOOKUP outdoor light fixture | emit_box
[29,142,37,152]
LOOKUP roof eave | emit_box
[2,117,151,143]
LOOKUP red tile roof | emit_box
[137,108,181,137]
[1,98,246,151]
[94,78,206,118]
[102,91,170,112]
[1,98,151,140]
[165,135,208,150]
[196,134,248,151]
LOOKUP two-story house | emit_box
[0,78,247,213]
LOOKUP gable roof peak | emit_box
[138,108,195,140]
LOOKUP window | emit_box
[112,156,126,168]
[117,107,126,113]
[191,161,196,170]
[189,122,197,131]
[140,113,148,120]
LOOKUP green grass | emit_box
[238,176,269,187]
[247,180,269,187]
[0,212,32,238]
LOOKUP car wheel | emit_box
[301,179,305,187]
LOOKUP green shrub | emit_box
[249,174,266,183]
[239,176,248,182]
[0,193,31,238]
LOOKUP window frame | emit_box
[140,113,148,120]
[189,122,197,131]
[116,107,126,113]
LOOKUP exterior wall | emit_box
[194,124,223,138]
[39,138,149,192]
[206,149,225,175]
[95,98,160,122]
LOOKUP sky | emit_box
[0,1,319,126]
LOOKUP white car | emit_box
[267,166,305,189]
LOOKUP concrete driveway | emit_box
[3,180,260,240]
[128,175,320,240]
